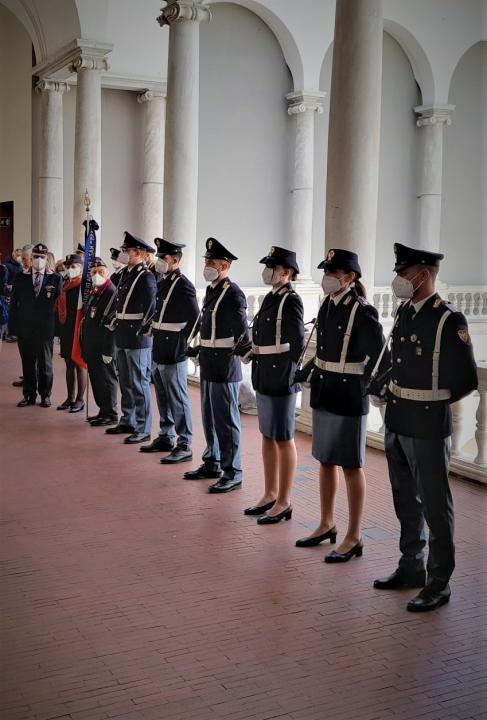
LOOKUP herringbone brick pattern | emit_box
[1,343,486,720]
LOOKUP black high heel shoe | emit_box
[244,500,276,516]
[324,539,363,563]
[296,526,338,547]
[257,506,292,525]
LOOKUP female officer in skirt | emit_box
[295,249,385,560]
[244,246,304,524]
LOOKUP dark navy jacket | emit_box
[384,294,478,439]
[110,267,125,287]
[308,289,385,416]
[150,270,199,365]
[251,284,304,396]
[5,257,22,284]
[199,278,250,383]
[113,263,157,350]
[9,270,62,340]
[81,282,117,362]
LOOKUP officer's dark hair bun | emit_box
[354,278,367,299]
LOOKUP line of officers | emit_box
[13,233,479,613]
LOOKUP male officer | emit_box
[140,238,199,463]
[372,243,478,612]
[9,243,62,407]
[184,237,250,492]
[106,232,157,444]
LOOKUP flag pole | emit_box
[84,189,91,422]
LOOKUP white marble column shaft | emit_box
[137,90,166,244]
[325,0,384,293]
[414,104,454,253]
[157,0,211,282]
[36,80,69,261]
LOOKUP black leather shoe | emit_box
[244,500,276,516]
[324,539,364,563]
[17,397,36,407]
[407,584,451,613]
[69,400,85,413]
[160,447,192,464]
[12,379,24,387]
[296,526,338,547]
[208,478,242,493]
[106,424,135,435]
[140,437,174,453]
[87,413,102,422]
[374,568,426,590]
[124,432,151,445]
[257,506,292,524]
[90,416,118,427]
[184,465,222,480]
[57,399,73,410]
[40,397,51,408]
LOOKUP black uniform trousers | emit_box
[18,335,54,400]
[385,430,454,588]
[87,358,118,419]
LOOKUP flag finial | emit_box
[84,189,91,213]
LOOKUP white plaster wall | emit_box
[0,4,32,248]
[198,3,293,288]
[442,41,487,285]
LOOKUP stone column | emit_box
[35,79,69,260]
[325,0,384,294]
[137,90,166,244]
[414,104,454,252]
[157,0,211,282]
[286,90,326,284]
[71,51,109,250]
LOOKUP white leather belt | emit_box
[252,342,290,355]
[152,321,187,331]
[116,312,144,320]
[314,357,366,375]
[388,381,451,402]
[200,337,234,348]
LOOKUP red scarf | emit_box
[55,277,81,325]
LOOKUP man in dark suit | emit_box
[9,243,62,407]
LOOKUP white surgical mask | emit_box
[155,258,169,275]
[391,272,424,300]
[68,266,81,279]
[321,275,342,296]
[15,256,22,264]
[91,272,106,287]
[204,266,220,283]
[32,257,46,271]
[118,251,129,265]
[60,270,69,278]
[262,267,275,285]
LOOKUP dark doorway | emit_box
[0,201,14,261]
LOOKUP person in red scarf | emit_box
[80,258,118,426]
[55,254,86,413]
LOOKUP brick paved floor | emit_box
[1,343,486,720]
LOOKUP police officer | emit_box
[81,258,118,426]
[106,232,157,444]
[372,243,478,612]
[76,243,85,264]
[9,243,62,407]
[139,238,199,463]
[184,237,250,492]
[110,247,128,287]
[244,246,304,523]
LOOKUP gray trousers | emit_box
[152,360,192,448]
[117,347,152,433]
[385,430,454,587]
[200,380,242,482]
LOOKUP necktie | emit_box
[407,303,416,321]
[34,272,42,296]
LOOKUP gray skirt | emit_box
[256,392,296,441]
[312,408,367,468]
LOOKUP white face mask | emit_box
[262,267,275,285]
[91,272,106,287]
[321,274,343,295]
[32,257,46,271]
[118,251,129,265]
[155,258,169,275]
[204,266,220,283]
[391,271,424,300]
[15,256,22,264]
[60,269,69,278]
[68,266,81,279]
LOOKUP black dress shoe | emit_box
[140,437,174,453]
[17,397,36,407]
[184,464,222,480]
[87,413,102,422]
[90,416,118,427]
[106,424,135,435]
[407,584,451,613]
[244,500,276,516]
[208,478,242,493]
[40,397,51,408]
[12,379,24,387]
[69,400,85,413]
[57,399,73,410]
[124,432,151,444]
[296,526,338,547]
[160,447,193,464]
[324,539,364,563]
[374,568,426,590]
[257,506,292,524]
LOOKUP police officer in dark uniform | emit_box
[9,242,62,407]
[106,232,157,444]
[139,238,199,463]
[372,243,478,612]
[81,257,118,426]
[110,247,128,287]
[184,237,250,492]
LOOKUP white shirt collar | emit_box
[412,292,436,314]
[332,287,351,305]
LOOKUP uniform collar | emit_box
[331,286,351,306]
[411,292,436,314]
[271,282,291,295]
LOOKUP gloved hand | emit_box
[185,345,200,358]
[293,359,314,385]
[102,355,112,364]
[241,350,253,365]
[370,394,386,408]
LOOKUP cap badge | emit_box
[457,328,470,344]
[208,239,213,249]
[269,246,275,256]
[326,249,335,261]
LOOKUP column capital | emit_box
[414,104,455,127]
[71,52,110,73]
[286,90,326,116]
[157,0,211,27]
[35,79,70,95]
[137,89,167,104]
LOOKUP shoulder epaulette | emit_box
[433,297,456,312]
[223,281,230,289]
[356,296,368,306]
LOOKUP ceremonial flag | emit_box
[71,218,99,368]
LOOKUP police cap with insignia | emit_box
[318,248,362,278]
[90,257,107,268]
[65,254,83,266]
[110,247,121,261]
[121,231,155,253]
[32,243,49,257]
[154,238,186,257]
[393,243,444,272]
[259,245,299,274]
[203,237,238,262]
